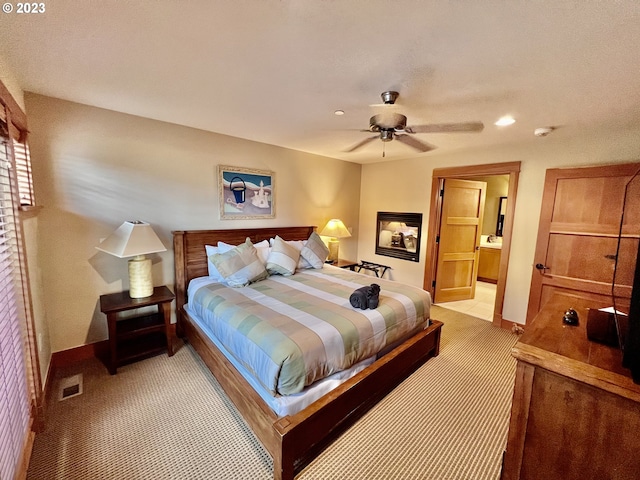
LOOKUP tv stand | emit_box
[501,293,640,480]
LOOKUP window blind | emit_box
[13,140,34,207]
[0,114,31,480]
[0,85,34,208]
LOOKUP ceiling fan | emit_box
[345,91,484,156]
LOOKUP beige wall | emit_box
[25,93,362,353]
[23,216,51,383]
[0,54,25,110]
[358,126,640,324]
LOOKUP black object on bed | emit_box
[349,283,381,310]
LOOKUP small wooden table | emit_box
[100,286,175,374]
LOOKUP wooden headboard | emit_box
[172,226,315,310]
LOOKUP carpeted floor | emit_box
[27,306,519,480]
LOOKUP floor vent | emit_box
[58,374,83,401]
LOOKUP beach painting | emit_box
[218,165,275,219]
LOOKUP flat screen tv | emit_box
[614,166,640,384]
[622,238,640,383]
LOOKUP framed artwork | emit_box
[218,165,275,220]
[375,211,422,262]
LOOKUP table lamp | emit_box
[320,218,351,263]
[96,221,167,298]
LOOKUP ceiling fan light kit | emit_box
[380,130,394,142]
[368,113,407,132]
[346,91,484,156]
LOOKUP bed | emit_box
[173,226,442,480]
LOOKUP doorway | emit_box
[424,162,521,328]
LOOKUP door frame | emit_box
[423,161,521,328]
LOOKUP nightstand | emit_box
[333,259,359,271]
[100,286,175,375]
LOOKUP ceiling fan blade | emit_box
[406,122,484,134]
[394,134,437,153]
[344,135,378,152]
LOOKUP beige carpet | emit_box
[27,306,519,480]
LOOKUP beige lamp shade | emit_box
[96,221,166,258]
[96,221,166,298]
[320,219,351,239]
[320,219,351,263]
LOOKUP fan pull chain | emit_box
[382,143,386,158]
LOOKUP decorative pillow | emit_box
[218,239,270,265]
[266,235,301,275]
[270,237,311,269]
[205,245,225,282]
[301,232,330,268]
[210,238,269,287]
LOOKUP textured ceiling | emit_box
[1,1,639,164]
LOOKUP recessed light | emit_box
[334,110,345,116]
[495,116,516,126]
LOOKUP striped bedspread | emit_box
[187,266,431,396]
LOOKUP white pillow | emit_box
[205,245,225,282]
[219,239,270,265]
[210,238,269,287]
[301,232,330,268]
[266,236,301,276]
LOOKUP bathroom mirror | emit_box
[496,196,507,236]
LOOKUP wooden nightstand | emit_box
[333,259,359,271]
[100,286,175,375]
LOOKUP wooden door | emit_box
[434,179,486,303]
[526,163,640,323]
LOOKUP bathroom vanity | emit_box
[477,235,501,283]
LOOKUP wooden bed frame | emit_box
[173,226,442,480]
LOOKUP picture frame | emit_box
[375,211,422,262]
[218,165,275,220]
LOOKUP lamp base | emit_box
[128,255,153,298]
[327,239,339,263]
